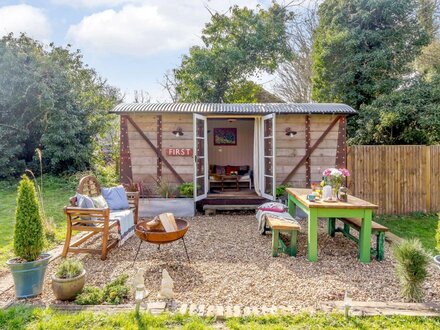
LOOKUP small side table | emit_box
[220,175,239,191]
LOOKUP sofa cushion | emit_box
[238,166,249,175]
[226,165,240,175]
[215,165,226,175]
[257,202,287,213]
[91,195,109,209]
[76,193,94,209]
[102,186,130,210]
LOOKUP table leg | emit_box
[327,218,336,237]
[308,208,318,262]
[288,195,295,216]
[359,210,372,263]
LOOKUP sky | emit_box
[0,0,287,102]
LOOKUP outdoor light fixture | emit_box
[344,291,352,319]
[285,127,297,137]
[172,127,184,137]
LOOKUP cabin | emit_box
[111,103,355,211]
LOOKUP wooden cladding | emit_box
[347,145,440,214]
[120,115,133,184]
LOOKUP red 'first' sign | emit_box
[166,148,193,157]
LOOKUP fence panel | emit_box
[347,145,439,215]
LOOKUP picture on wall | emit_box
[213,128,237,145]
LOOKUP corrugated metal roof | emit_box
[110,103,356,115]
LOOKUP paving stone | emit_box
[147,301,167,310]
[206,305,216,317]
[251,307,260,315]
[215,305,225,319]
[225,306,233,318]
[233,305,241,317]
[179,303,188,314]
[243,307,251,317]
[261,306,272,315]
[197,304,205,316]
[189,303,198,315]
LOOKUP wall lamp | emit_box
[172,127,184,137]
[285,127,297,137]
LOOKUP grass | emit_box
[375,212,438,254]
[0,176,75,268]
[0,307,440,330]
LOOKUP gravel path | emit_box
[1,213,440,311]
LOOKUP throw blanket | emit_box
[256,210,296,235]
[110,209,135,246]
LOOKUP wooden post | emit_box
[424,146,431,212]
[120,115,133,185]
[305,115,311,187]
[335,116,347,168]
[157,115,162,180]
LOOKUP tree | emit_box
[274,4,318,102]
[311,0,430,110]
[173,4,294,103]
[0,34,120,177]
[350,72,440,145]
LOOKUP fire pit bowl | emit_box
[135,219,189,244]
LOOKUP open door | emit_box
[261,114,276,200]
[193,114,208,201]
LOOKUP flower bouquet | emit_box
[321,168,350,201]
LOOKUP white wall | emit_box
[207,118,254,168]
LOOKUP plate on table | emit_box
[323,199,338,203]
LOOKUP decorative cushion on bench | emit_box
[257,202,287,213]
[102,186,130,210]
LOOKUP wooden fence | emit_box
[347,145,440,215]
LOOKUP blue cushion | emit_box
[76,193,94,209]
[102,186,130,210]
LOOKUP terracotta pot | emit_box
[51,269,86,301]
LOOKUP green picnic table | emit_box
[286,188,379,263]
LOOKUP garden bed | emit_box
[1,213,439,311]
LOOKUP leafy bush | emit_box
[155,178,178,198]
[275,185,289,198]
[75,286,104,305]
[75,274,129,305]
[178,182,194,198]
[55,259,84,279]
[436,213,440,253]
[13,175,44,261]
[392,239,431,302]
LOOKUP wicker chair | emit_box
[62,175,139,260]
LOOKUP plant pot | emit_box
[51,269,86,301]
[140,198,195,217]
[434,255,440,270]
[6,253,51,298]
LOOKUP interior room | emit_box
[207,118,255,194]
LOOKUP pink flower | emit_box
[323,169,331,176]
[340,168,350,177]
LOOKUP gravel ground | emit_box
[1,212,440,311]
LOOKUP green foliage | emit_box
[55,258,84,279]
[375,213,438,253]
[74,286,104,305]
[13,175,44,261]
[178,182,194,198]
[351,73,440,145]
[436,213,440,253]
[2,307,440,330]
[0,33,120,178]
[174,4,293,102]
[275,184,289,198]
[75,274,129,305]
[392,239,431,302]
[156,178,178,198]
[311,0,430,111]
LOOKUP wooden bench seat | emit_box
[267,215,301,257]
[328,217,389,261]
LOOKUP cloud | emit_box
[52,0,145,8]
[0,4,50,40]
[67,1,260,56]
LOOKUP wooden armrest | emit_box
[64,206,110,215]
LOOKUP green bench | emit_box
[328,217,389,261]
[267,215,301,257]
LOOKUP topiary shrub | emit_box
[55,259,84,279]
[392,239,431,302]
[13,174,44,262]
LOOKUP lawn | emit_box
[0,306,439,330]
[0,176,74,268]
[375,212,438,254]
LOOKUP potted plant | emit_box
[52,258,86,301]
[6,175,50,298]
[434,214,440,270]
[143,180,195,217]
